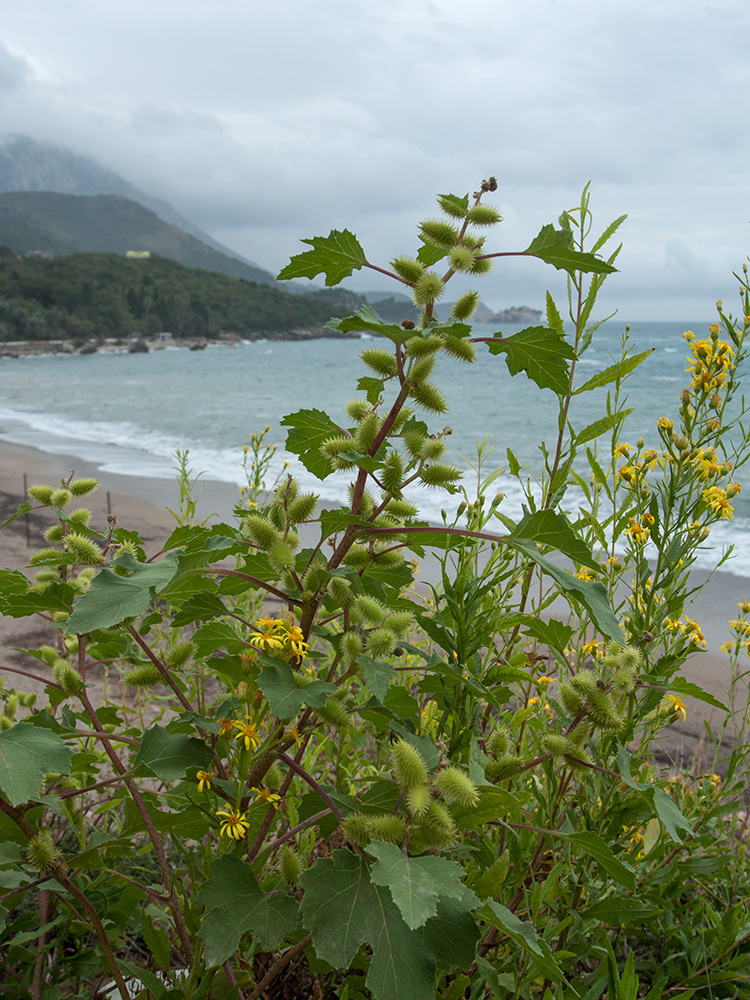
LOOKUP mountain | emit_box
[0,191,281,285]
[0,134,265,272]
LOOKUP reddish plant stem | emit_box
[246,933,313,1000]
[205,567,302,605]
[0,664,62,690]
[73,645,194,958]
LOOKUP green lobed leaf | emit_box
[65,551,182,633]
[0,723,74,806]
[198,856,298,966]
[573,350,653,395]
[368,840,479,930]
[487,326,577,395]
[513,509,596,567]
[130,724,214,780]
[257,659,336,718]
[416,237,449,267]
[519,616,574,654]
[358,655,396,702]
[523,224,617,275]
[277,229,368,285]
[300,850,479,1000]
[0,571,74,618]
[170,591,228,626]
[665,677,728,713]
[280,407,341,479]
[358,375,385,404]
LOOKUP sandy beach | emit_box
[1,437,749,770]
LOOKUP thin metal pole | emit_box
[22,473,30,548]
[107,491,112,516]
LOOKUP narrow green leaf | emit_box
[280,407,341,479]
[512,540,620,639]
[328,306,416,344]
[573,350,653,395]
[524,224,617,275]
[560,831,635,890]
[513,509,595,566]
[506,448,521,477]
[487,326,576,395]
[477,900,562,983]
[581,898,661,924]
[277,229,368,285]
[574,414,620,447]
[0,500,32,530]
[0,724,74,806]
[141,914,171,971]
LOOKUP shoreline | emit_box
[1,437,749,766]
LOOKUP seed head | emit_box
[391,738,429,789]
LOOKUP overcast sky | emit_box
[2,0,749,320]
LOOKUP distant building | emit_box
[126,250,151,259]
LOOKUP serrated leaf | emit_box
[666,677,727,713]
[198,856,298,966]
[573,350,653,395]
[513,509,595,566]
[257,659,335,718]
[416,237,448,267]
[358,655,395,701]
[65,551,182,633]
[142,914,171,971]
[280,407,341,479]
[171,591,228,626]
[477,900,562,983]
[130,724,213,780]
[191,620,248,656]
[368,840,479,930]
[520,617,574,653]
[0,571,74,617]
[0,500,32,530]
[0,724,74,806]
[487,326,576,395]
[300,850,479,1000]
[358,376,385,404]
[277,229,368,285]
[438,192,469,216]
[329,306,416,344]
[524,224,617,275]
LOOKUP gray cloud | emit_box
[2,0,749,319]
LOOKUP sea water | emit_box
[1,321,748,575]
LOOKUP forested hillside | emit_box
[0,248,362,341]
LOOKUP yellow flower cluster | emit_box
[250,616,309,662]
[663,615,706,649]
[626,517,650,545]
[685,334,734,395]
[720,608,750,656]
[663,694,687,721]
[702,484,740,520]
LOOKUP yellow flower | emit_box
[626,517,650,544]
[252,786,282,810]
[217,807,249,840]
[218,717,234,736]
[581,639,604,659]
[614,442,633,459]
[663,695,687,721]
[702,486,734,520]
[282,623,310,659]
[575,566,595,581]
[286,724,304,747]
[196,770,213,793]
[232,717,261,752]
[657,416,674,432]
[537,676,554,687]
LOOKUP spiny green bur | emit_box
[391,738,428,789]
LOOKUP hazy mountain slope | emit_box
[0,134,268,273]
[0,191,279,284]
